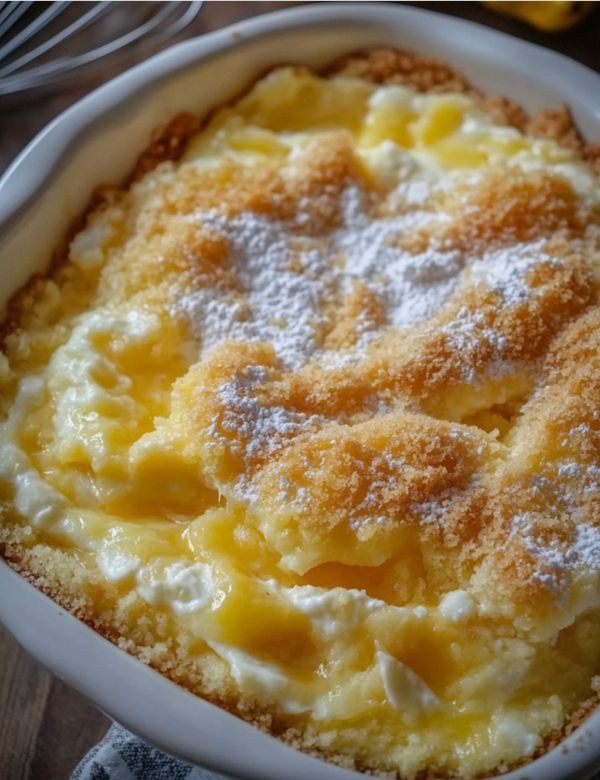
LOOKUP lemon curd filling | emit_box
[1,52,600,778]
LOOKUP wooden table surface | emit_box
[1,3,599,779]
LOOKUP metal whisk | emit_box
[0,1,202,97]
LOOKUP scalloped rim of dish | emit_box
[0,4,599,779]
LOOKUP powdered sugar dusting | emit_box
[170,169,596,544]
[172,184,467,370]
[177,211,330,370]
[335,187,465,333]
[441,306,508,382]
[205,365,322,500]
[208,366,322,456]
[171,176,558,381]
[511,512,600,594]
[275,449,412,530]
[575,523,600,569]
[471,240,558,305]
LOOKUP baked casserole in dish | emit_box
[1,29,599,780]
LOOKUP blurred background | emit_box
[0,2,599,779]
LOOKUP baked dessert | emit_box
[1,49,599,778]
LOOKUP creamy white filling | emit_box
[0,440,67,530]
[367,85,600,203]
[131,570,438,716]
[438,590,476,623]
[13,460,67,528]
[69,209,118,269]
[377,649,440,724]
[490,713,541,757]
[280,582,391,637]
[97,547,141,583]
[359,140,442,196]
[206,641,311,715]
[0,423,592,748]
[136,561,216,614]
[46,308,160,470]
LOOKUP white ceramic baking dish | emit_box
[1,4,599,779]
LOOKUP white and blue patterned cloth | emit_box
[72,723,233,780]
[75,722,600,780]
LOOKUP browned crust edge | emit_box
[2,47,600,779]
